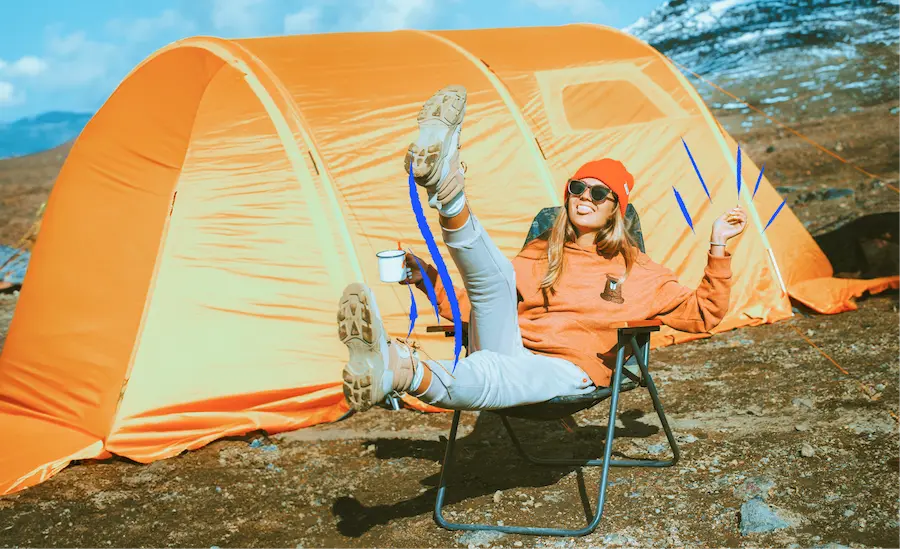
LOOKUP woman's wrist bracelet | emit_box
[709,242,726,247]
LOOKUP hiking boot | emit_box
[337,283,421,411]
[403,85,467,212]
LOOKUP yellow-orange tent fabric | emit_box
[1,25,895,496]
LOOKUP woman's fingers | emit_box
[398,267,414,285]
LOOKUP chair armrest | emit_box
[426,322,470,339]
[426,325,456,337]
[610,319,662,330]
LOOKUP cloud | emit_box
[212,0,269,36]
[3,56,49,77]
[284,6,322,34]
[0,81,22,106]
[43,28,123,89]
[350,0,434,32]
[106,9,196,43]
[281,0,435,35]
[3,8,201,120]
[522,0,609,17]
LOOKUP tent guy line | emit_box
[674,60,899,192]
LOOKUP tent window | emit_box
[562,80,665,130]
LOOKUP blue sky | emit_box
[0,0,662,122]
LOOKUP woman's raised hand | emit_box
[711,206,748,244]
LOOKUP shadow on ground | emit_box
[332,408,661,536]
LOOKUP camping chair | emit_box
[425,204,680,537]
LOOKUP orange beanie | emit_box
[568,159,635,218]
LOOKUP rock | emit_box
[843,508,855,517]
[249,438,279,452]
[493,490,502,504]
[813,544,851,549]
[834,141,844,152]
[648,442,668,455]
[792,397,814,409]
[875,383,885,391]
[676,433,699,444]
[744,405,764,416]
[800,443,816,457]
[845,414,897,435]
[602,532,635,545]
[766,145,776,153]
[734,476,776,501]
[795,423,810,432]
[457,530,505,547]
[823,188,853,200]
[740,497,791,535]
[514,542,523,547]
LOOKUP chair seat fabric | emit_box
[493,380,639,420]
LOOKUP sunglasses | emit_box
[567,179,616,203]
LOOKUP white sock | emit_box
[440,189,466,218]
[410,361,425,393]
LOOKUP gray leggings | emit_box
[417,213,594,410]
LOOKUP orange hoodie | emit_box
[419,239,733,387]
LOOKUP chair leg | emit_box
[431,332,677,537]
[434,376,624,537]
[630,333,680,466]
[433,410,461,529]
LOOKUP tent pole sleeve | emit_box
[413,30,560,208]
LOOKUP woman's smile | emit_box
[575,203,595,215]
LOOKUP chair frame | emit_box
[425,322,680,536]
[415,204,680,536]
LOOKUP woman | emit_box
[337,85,747,412]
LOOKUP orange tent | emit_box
[1,25,895,496]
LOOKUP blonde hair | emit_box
[539,200,640,300]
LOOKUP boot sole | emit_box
[403,85,467,187]
[337,283,387,412]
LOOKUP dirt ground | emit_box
[0,99,898,548]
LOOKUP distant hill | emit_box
[626,0,900,128]
[0,112,91,160]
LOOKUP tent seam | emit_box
[226,40,365,284]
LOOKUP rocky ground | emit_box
[0,292,896,548]
[0,96,897,547]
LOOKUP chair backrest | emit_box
[523,203,646,253]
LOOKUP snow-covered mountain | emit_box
[0,112,91,160]
[626,0,899,125]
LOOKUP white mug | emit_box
[376,250,407,283]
